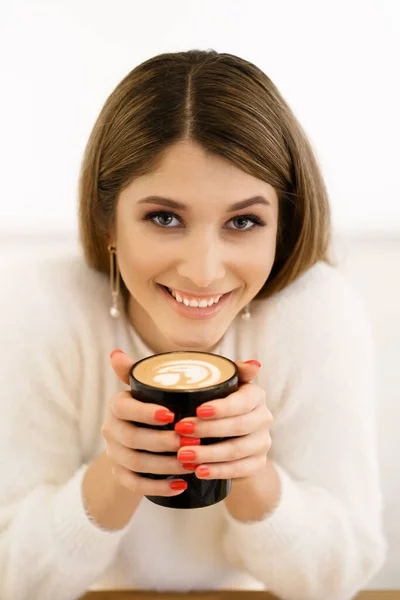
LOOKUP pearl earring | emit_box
[241,304,251,320]
[107,244,120,318]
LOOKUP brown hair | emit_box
[78,49,335,306]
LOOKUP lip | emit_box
[157,284,233,320]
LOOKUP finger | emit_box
[235,360,261,384]
[193,454,268,480]
[110,391,175,426]
[110,349,135,386]
[108,417,181,452]
[107,441,188,475]
[178,428,271,465]
[191,402,272,439]
[111,463,188,496]
[194,383,266,421]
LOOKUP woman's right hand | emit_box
[101,349,192,497]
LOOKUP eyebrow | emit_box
[136,194,271,211]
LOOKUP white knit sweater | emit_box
[0,249,386,600]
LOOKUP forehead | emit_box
[122,140,278,211]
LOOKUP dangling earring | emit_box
[241,303,251,320]
[107,244,120,318]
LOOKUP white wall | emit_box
[0,0,399,235]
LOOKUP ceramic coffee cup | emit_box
[130,350,239,509]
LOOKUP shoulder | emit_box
[247,262,376,419]
[0,250,116,407]
[0,249,110,341]
[252,261,374,356]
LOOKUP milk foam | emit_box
[152,359,221,389]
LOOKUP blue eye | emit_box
[227,215,264,230]
[142,211,266,230]
[144,212,181,228]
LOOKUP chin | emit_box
[166,331,220,353]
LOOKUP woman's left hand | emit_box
[175,360,273,480]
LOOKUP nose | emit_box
[176,233,226,289]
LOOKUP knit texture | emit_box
[0,250,386,600]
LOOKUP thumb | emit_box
[235,359,262,384]
[110,349,135,386]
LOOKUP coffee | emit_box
[130,351,239,510]
[132,351,236,390]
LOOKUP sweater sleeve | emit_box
[220,268,387,600]
[0,261,131,600]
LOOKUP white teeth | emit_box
[167,287,223,308]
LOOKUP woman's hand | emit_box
[101,350,190,497]
[175,360,273,480]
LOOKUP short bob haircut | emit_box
[78,49,335,308]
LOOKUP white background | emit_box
[0,0,399,235]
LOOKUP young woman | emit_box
[0,50,386,600]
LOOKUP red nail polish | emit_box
[154,409,175,423]
[110,349,124,359]
[175,421,195,434]
[197,467,210,478]
[178,450,197,462]
[197,406,215,418]
[180,436,201,446]
[170,480,188,491]
[245,360,261,368]
[182,463,200,470]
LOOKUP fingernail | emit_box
[245,360,261,368]
[170,480,188,491]
[196,406,215,418]
[175,421,195,434]
[110,349,124,359]
[178,450,197,462]
[180,436,201,446]
[154,409,175,423]
[182,463,200,470]
[197,467,210,478]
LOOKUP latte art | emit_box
[132,351,236,391]
[152,359,221,389]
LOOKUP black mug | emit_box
[129,350,239,509]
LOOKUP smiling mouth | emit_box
[157,284,233,319]
[163,286,225,307]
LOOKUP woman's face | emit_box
[113,140,279,354]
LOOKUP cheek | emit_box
[117,235,172,288]
[240,236,276,277]
[239,245,275,297]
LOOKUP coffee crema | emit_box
[132,351,236,390]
